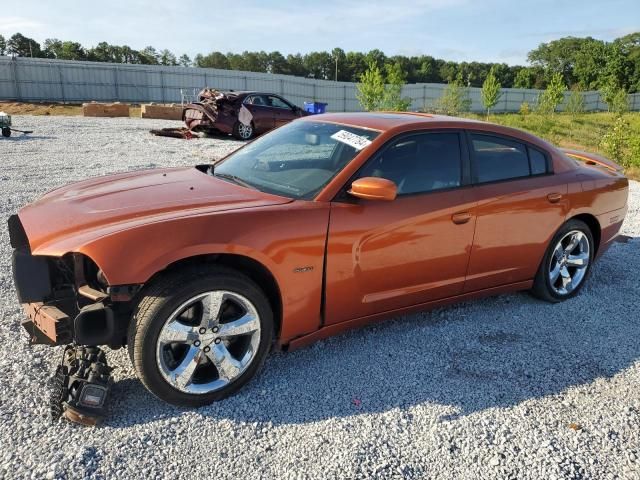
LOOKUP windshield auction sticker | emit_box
[331,130,372,150]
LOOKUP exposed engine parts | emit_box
[50,346,113,426]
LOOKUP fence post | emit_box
[504,90,509,113]
[313,83,317,102]
[423,84,427,110]
[280,78,284,95]
[243,76,248,90]
[56,65,66,103]
[11,57,21,101]
[113,66,120,101]
[160,70,165,104]
[343,85,347,112]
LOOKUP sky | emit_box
[1,0,638,65]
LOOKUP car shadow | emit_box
[2,135,57,141]
[105,238,640,428]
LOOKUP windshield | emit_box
[213,121,380,199]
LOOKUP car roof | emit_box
[301,112,486,131]
[301,112,557,151]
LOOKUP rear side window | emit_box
[358,132,462,195]
[471,134,529,183]
[528,147,548,175]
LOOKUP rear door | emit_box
[267,95,299,127]
[243,95,274,131]
[324,131,477,324]
[463,132,569,292]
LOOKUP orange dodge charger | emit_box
[10,113,629,408]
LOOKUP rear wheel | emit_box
[1,127,10,138]
[233,121,254,140]
[532,219,594,302]
[127,266,273,406]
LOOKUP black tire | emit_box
[127,266,273,407]
[1,128,10,138]
[232,121,254,140]
[531,219,594,303]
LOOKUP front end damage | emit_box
[183,88,241,134]
[9,214,140,424]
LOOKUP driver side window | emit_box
[358,132,462,195]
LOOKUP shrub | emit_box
[435,80,472,115]
[356,61,410,112]
[600,81,630,114]
[356,62,385,112]
[599,116,629,165]
[380,63,411,112]
[566,89,585,115]
[536,72,566,114]
[519,101,531,116]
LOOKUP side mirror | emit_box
[348,177,397,201]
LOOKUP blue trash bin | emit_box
[303,102,328,114]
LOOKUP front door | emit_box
[266,95,298,128]
[324,131,477,325]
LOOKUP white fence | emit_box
[1,56,639,113]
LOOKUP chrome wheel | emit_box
[548,230,590,296]
[156,290,261,394]
[237,122,253,139]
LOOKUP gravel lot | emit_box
[0,115,639,479]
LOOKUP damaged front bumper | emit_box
[9,214,139,347]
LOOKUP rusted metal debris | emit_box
[149,127,197,139]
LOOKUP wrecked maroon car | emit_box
[183,89,308,140]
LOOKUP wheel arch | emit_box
[567,213,601,255]
[145,253,283,340]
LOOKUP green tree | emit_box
[0,34,6,55]
[514,67,535,88]
[381,62,411,111]
[140,46,160,64]
[537,72,566,114]
[178,54,191,67]
[267,51,287,74]
[565,88,585,115]
[435,80,471,115]
[195,51,229,69]
[528,36,587,86]
[481,67,502,118]
[600,80,629,113]
[356,61,385,111]
[43,39,86,60]
[7,33,42,57]
[159,49,177,66]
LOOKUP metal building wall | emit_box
[1,56,639,112]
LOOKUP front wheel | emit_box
[531,219,594,302]
[1,127,10,138]
[127,266,273,407]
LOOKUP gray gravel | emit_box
[1,115,639,480]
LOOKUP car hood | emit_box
[19,166,293,254]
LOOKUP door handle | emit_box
[451,212,472,225]
[547,192,562,203]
